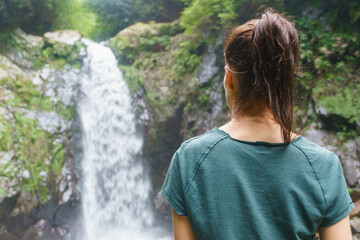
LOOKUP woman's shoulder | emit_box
[177,127,228,157]
[291,135,341,169]
[167,128,228,186]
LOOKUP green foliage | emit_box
[0,87,68,203]
[180,0,237,36]
[180,0,283,37]
[85,0,142,40]
[0,32,18,53]
[109,20,205,116]
[108,36,131,64]
[0,0,68,34]
[184,102,194,113]
[119,65,143,93]
[85,0,184,40]
[0,75,53,112]
[0,72,74,121]
[52,0,97,39]
[0,111,60,203]
[337,131,358,143]
[198,92,210,105]
[0,28,83,71]
[0,115,14,152]
[314,85,360,123]
[0,0,98,38]
[55,102,74,121]
[173,40,203,76]
[158,23,184,37]
[13,113,52,201]
[30,38,84,70]
[108,22,183,65]
[40,40,84,70]
[315,0,360,32]
[0,116,19,194]
[296,16,360,126]
[174,0,238,78]
[138,35,171,52]
[0,60,72,201]
[51,143,64,176]
[146,92,157,109]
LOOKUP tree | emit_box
[85,0,184,41]
[0,0,64,34]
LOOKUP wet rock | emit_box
[1,29,44,69]
[353,234,360,240]
[0,28,82,240]
[342,141,360,187]
[303,127,360,188]
[43,30,83,66]
[11,191,40,216]
[54,200,80,227]
[352,217,360,233]
[42,223,70,240]
[109,21,192,123]
[0,54,26,78]
[0,151,19,201]
[22,219,47,240]
[197,51,218,86]
[0,193,20,221]
[5,213,38,239]
[44,30,82,46]
[350,199,360,217]
[37,201,57,220]
[111,21,169,51]
[20,109,70,134]
[58,157,76,204]
[39,64,82,106]
[351,189,360,203]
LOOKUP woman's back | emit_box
[160,7,354,239]
[161,128,354,239]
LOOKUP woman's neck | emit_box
[219,114,295,143]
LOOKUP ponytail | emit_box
[224,7,300,144]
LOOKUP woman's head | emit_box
[223,7,300,144]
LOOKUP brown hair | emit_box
[224,7,300,144]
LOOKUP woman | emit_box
[160,8,354,240]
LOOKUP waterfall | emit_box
[78,39,167,240]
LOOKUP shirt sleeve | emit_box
[160,150,187,216]
[319,153,354,227]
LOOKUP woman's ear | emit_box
[225,67,235,91]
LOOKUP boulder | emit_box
[352,217,360,233]
[303,127,360,187]
[44,30,82,46]
[0,29,44,69]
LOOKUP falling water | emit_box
[78,39,167,240]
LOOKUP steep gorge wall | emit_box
[0,29,83,239]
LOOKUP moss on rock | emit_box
[109,21,206,122]
[0,54,72,204]
[294,17,360,136]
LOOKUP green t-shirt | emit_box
[160,127,354,239]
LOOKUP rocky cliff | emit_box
[0,29,83,239]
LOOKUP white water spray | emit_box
[78,39,168,240]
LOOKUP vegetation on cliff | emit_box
[108,0,359,141]
[0,30,82,205]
